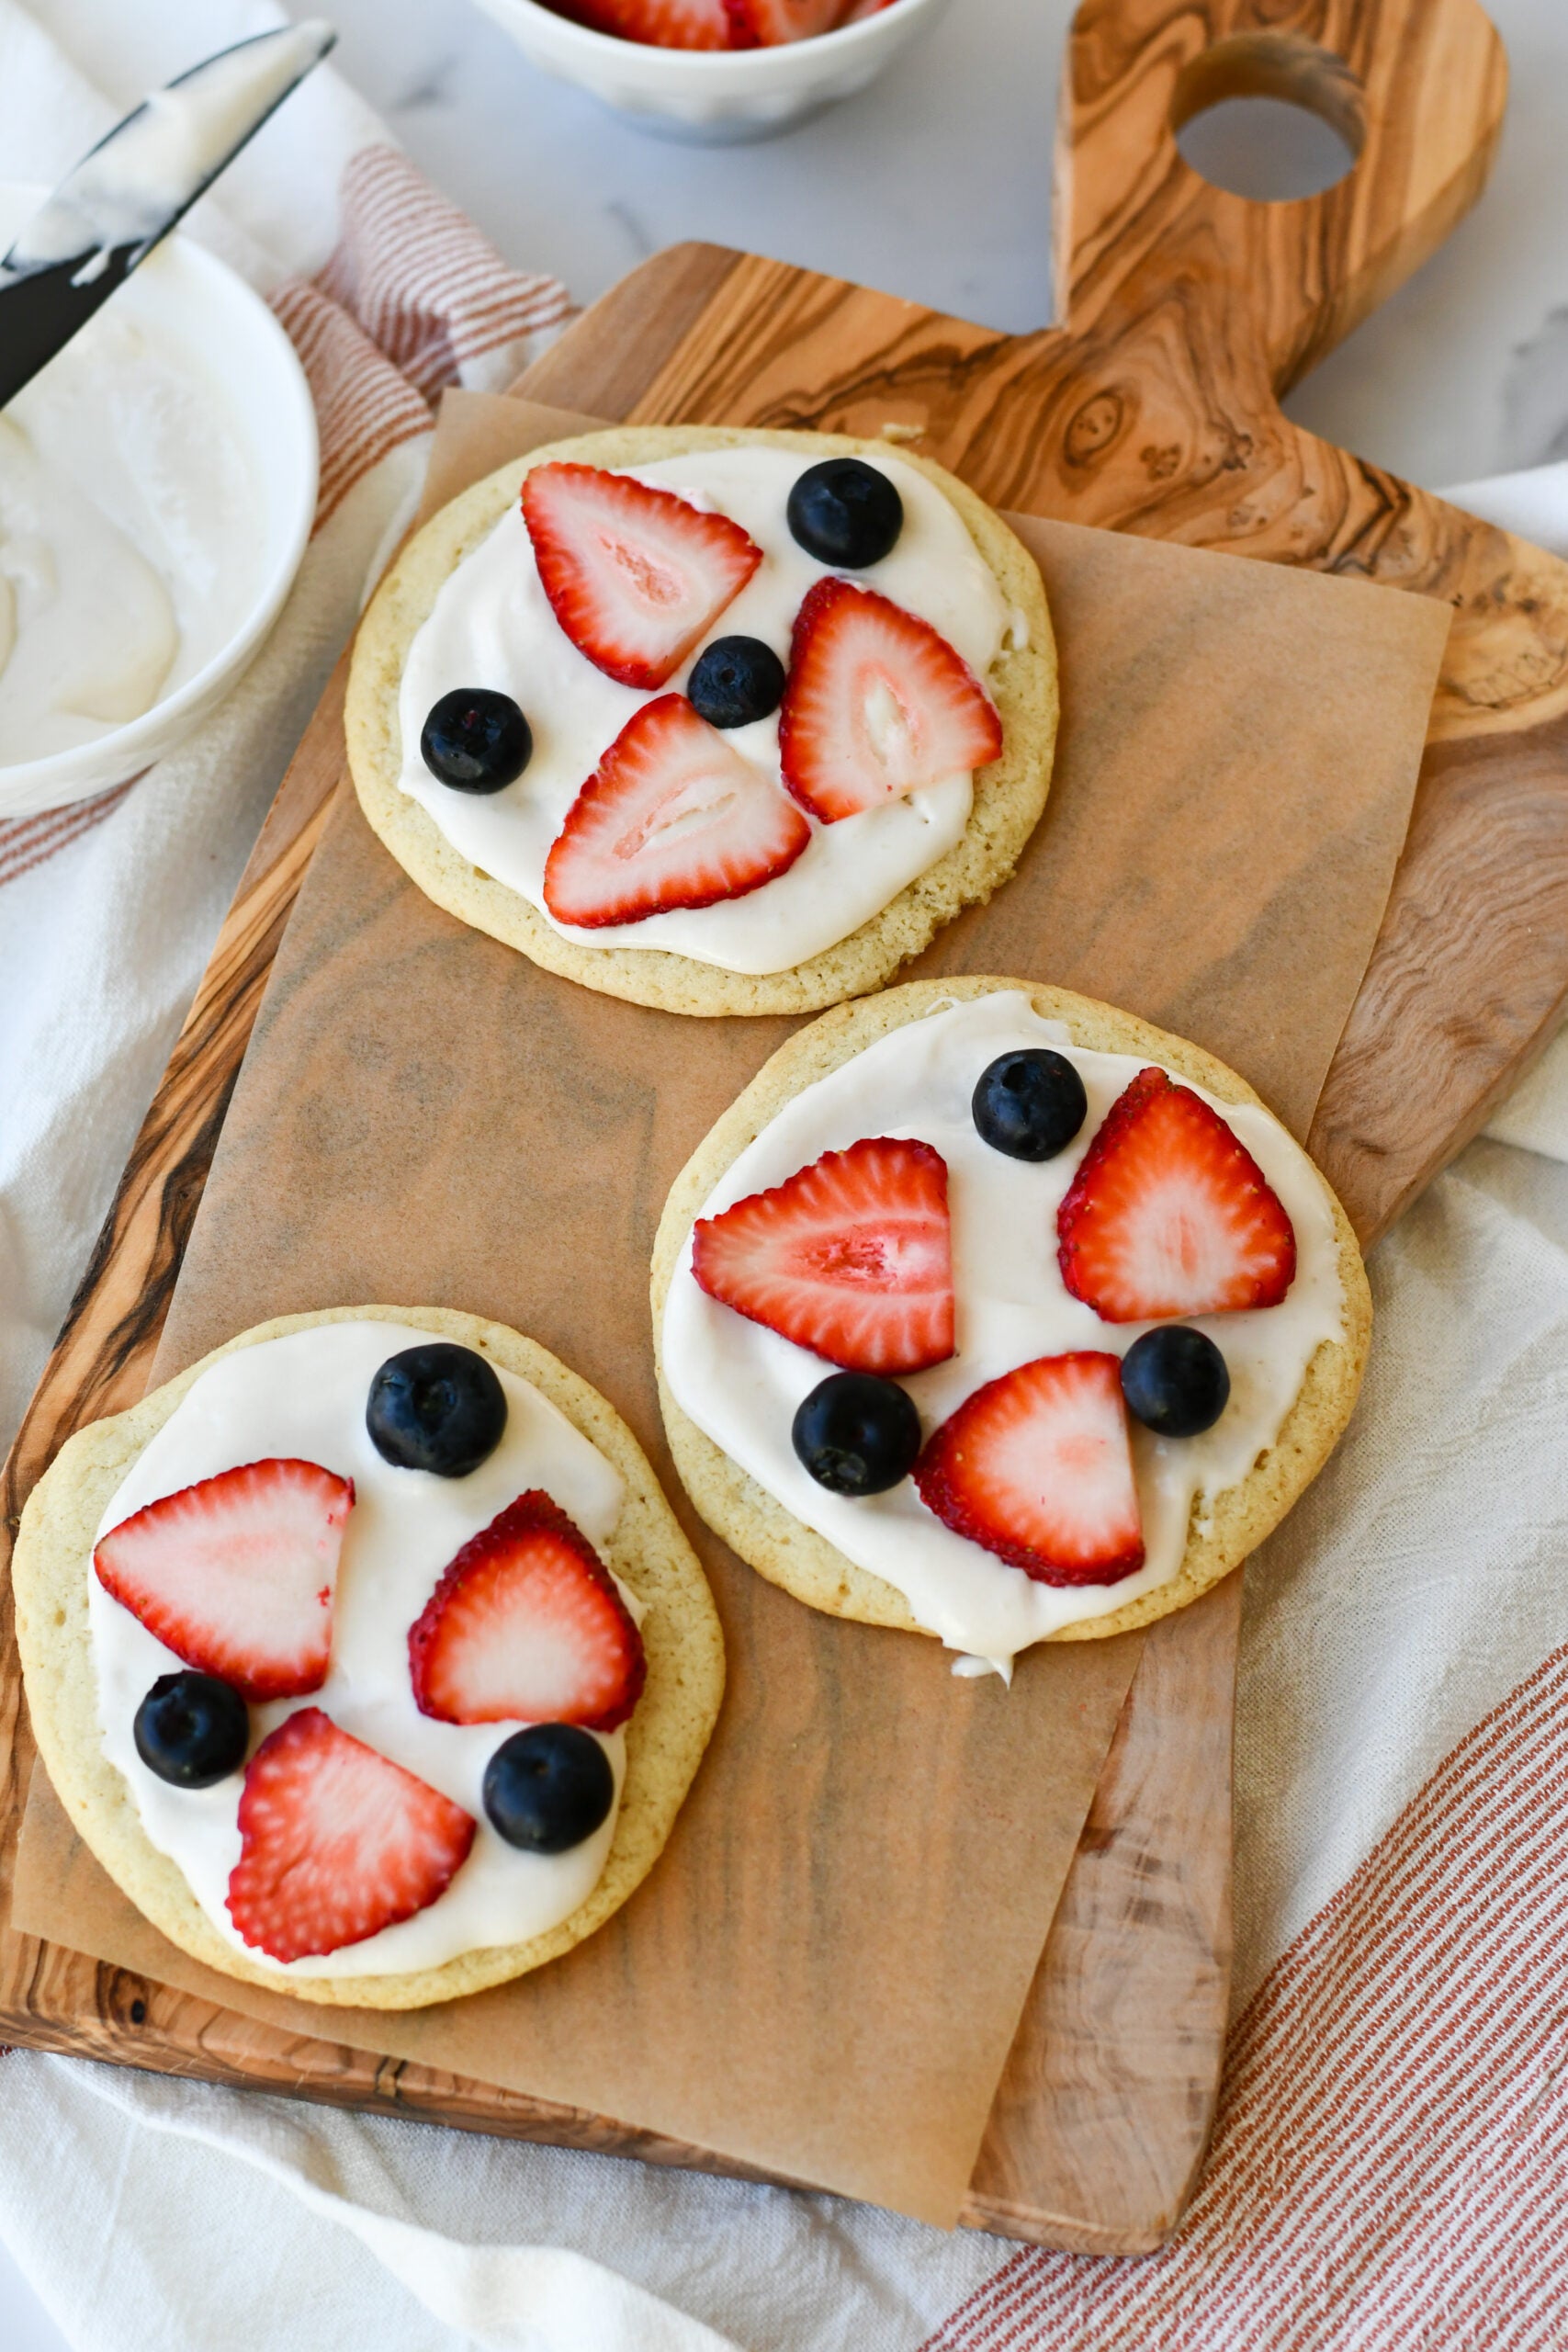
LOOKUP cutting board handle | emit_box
[1055,0,1508,389]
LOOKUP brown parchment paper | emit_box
[11,392,1451,2228]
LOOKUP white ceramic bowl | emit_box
[473,0,949,141]
[0,185,319,820]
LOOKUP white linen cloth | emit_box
[5,2,1568,2338]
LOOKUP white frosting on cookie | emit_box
[394,447,1011,974]
[89,1320,633,1979]
[661,993,1348,1664]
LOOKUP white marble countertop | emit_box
[3,5,1567,2347]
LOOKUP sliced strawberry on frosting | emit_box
[94,1459,353,1702]
[409,1492,646,1733]
[543,694,810,928]
[227,1708,475,1962]
[726,0,844,42]
[1056,1067,1297,1323]
[522,462,761,689]
[778,576,1003,823]
[602,0,731,42]
[692,1135,955,1374]
[913,1353,1145,1587]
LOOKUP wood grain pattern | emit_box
[5,0,1564,2258]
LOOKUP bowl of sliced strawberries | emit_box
[472,0,944,141]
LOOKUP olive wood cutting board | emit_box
[4,0,1566,2256]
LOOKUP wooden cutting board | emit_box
[4,0,1567,2257]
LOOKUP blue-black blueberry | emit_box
[367,1342,507,1477]
[791,1370,922,1496]
[786,458,903,569]
[972,1048,1089,1161]
[133,1670,249,1790]
[483,1723,615,1854]
[686,635,787,729]
[420,687,532,793]
[1120,1326,1231,1438]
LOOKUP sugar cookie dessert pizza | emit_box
[14,1306,724,2007]
[652,978,1371,1667]
[346,426,1057,1016]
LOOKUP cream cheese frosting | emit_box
[394,446,1014,975]
[89,1320,635,1980]
[661,992,1348,1664]
[0,307,260,768]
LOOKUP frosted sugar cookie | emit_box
[346,427,1056,1016]
[653,978,1370,1666]
[14,1306,723,2007]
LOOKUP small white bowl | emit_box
[0,185,318,820]
[473,0,949,141]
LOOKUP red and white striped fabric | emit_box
[924,1635,1568,2351]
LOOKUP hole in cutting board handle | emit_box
[1172,31,1363,205]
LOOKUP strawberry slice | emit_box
[409,1492,646,1733]
[726,0,845,42]
[778,577,1003,823]
[94,1459,353,1702]
[522,462,761,688]
[600,0,732,43]
[1056,1067,1297,1323]
[692,1135,955,1374]
[543,695,810,928]
[914,1353,1145,1587]
[227,1708,475,1962]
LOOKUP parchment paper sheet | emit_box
[10,395,1451,2227]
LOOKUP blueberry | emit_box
[483,1724,615,1854]
[133,1671,248,1790]
[687,636,786,729]
[367,1343,507,1476]
[791,1372,922,1496]
[786,458,903,569]
[1121,1327,1231,1439]
[421,688,532,793]
[972,1049,1089,1161]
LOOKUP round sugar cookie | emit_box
[13,1305,725,2009]
[650,978,1371,1645]
[345,426,1058,1017]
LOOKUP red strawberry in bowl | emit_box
[692,1134,955,1374]
[94,1458,353,1702]
[522,462,761,689]
[779,577,1002,823]
[591,0,731,43]
[726,0,845,40]
[913,1353,1145,1588]
[543,695,810,929]
[409,1491,646,1733]
[227,1708,475,1963]
[1057,1068,1297,1323]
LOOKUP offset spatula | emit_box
[0,18,335,411]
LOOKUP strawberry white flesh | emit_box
[779,576,1003,823]
[914,1353,1145,1588]
[1057,1067,1297,1323]
[692,1135,955,1374]
[228,1708,475,1963]
[409,1491,646,1733]
[543,695,810,928]
[522,462,761,689]
[726,0,845,41]
[95,1459,352,1702]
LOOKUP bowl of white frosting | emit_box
[472,0,951,143]
[0,184,319,820]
